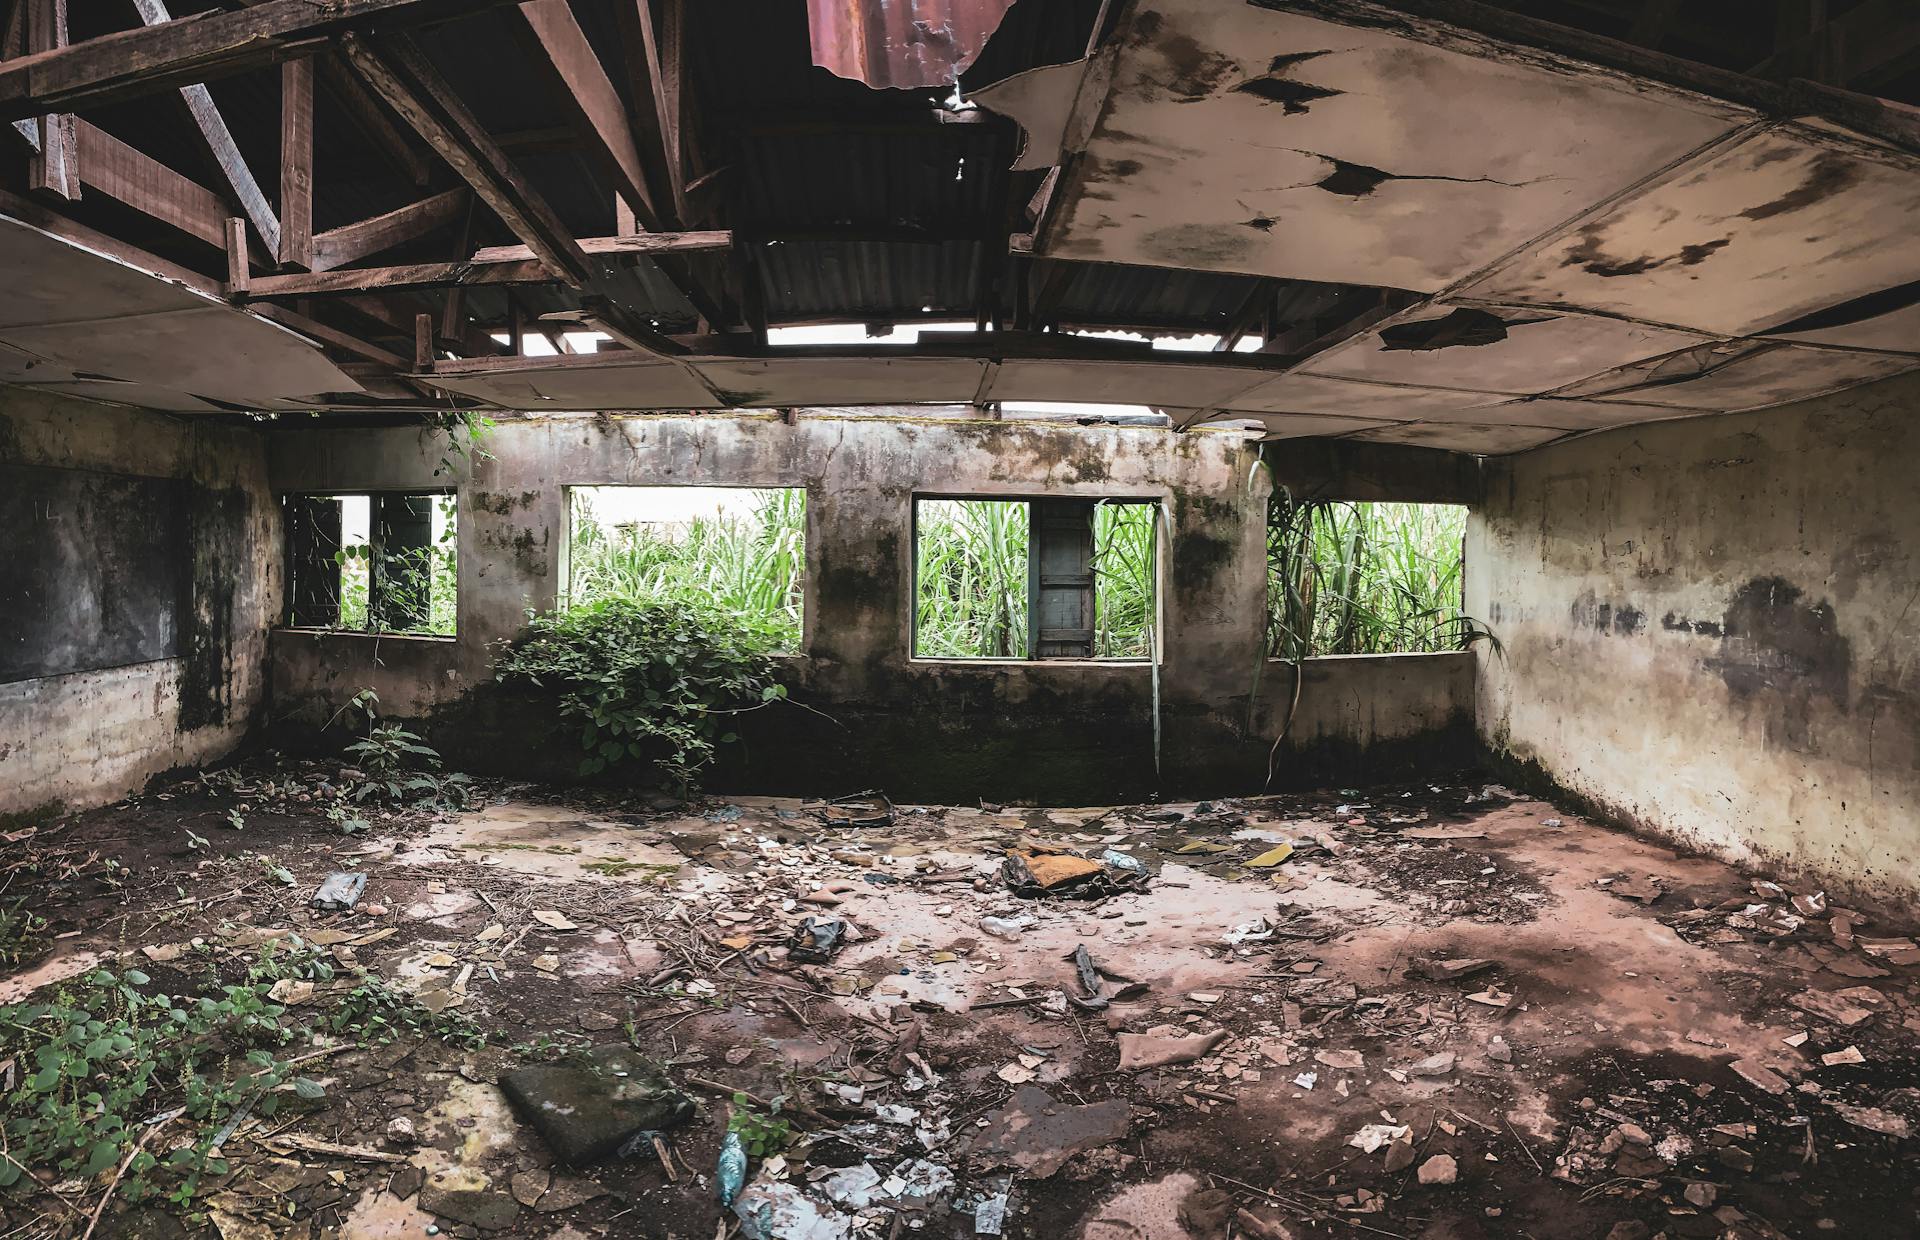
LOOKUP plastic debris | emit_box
[787,917,846,963]
[974,1188,1010,1235]
[978,914,1035,940]
[1099,848,1145,873]
[311,871,367,911]
[1244,844,1295,868]
[1002,842,1147,899]
[818,792,894,829]
[716,1130,748,1207]
[1348,1123,1410,1153]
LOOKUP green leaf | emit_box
[123,969,150,985]
[293,1077,327,1100]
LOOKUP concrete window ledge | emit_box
[273,629,456,645]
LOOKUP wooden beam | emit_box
[254,302,409,368]
[279,57,313,268]
[469,229,729,263]
[319,55,431,187]
[0,0,524,122]
[131,0,280,255]
[570,294,687,355]
[236,230,731,298]
[517,0,660,230]
[1751,0,1920,90]
[310,187,468,272]
[338,32,594,287]
[225,215,249,291]
[73,119,228,247]
[613,0,684,224]
[24,0,76,200]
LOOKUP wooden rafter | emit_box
[0,0,524,122]
[24,0,76,200]
[73,119,228,248]
[517,0,660,230]
[612,0,684,225]
[130,0,280,256]
[338,31,593,287]
[279,57,314,268]
[310,187,469,272]
[235,230,732,298]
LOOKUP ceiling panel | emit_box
[1012,0,1748,291]
[1345,421,1570,454]
[1299,306,1713,395]
[1227,372,1504,419]
[1552,341,1918,411]
[1464,125,1920,336]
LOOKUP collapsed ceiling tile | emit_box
[985,357,1275,408]
[1225,372,1506,419]
[691,355,989,407]
[1552,341,1918,411]
[1464,124,1920,337]
[1299,305,1712,395]
[1763,279,1920,354]
[1345,421,1570,455]
[1014,0,1748,290]
[971,59,1093,172]
[423,355,723,411]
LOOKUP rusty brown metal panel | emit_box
[807,0,1019,90]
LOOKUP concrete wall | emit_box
[269,413,1475,802]
[1469,371,1920,915]
[0,390,275,814]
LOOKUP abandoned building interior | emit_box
[4,0,1920,1237]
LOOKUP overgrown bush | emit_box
[494,597,787,790]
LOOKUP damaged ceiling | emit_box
[0,0,1916,453]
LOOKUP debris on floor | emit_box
[2,767,1917,1237]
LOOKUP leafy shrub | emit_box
[494,597,786,791]
[338,689,474,810]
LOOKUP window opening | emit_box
[915,497,1157,661]
[566,486,805,654]
[283,492,456,636]
[1264,497,1474,656]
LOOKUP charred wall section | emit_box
[1468,369,1920,916]
[268,414,1476,802]
[0,390,277,815]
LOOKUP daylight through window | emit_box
[914,497,1157,660]
[567,486,806,653]
[284,492,457,636]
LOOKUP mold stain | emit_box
[1706,577,1852,753]
[1563,224,1730,278]
[1739,152,1861,222]
[1154,31,1239,101]
[1569,588,1645,636]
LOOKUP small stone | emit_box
[385,1116,418,1147]
[1488,1037,1512,1063]
[498,1046,694,1165]
[1729,1059,1790,1095]
[1383,1138,1417,1173]
[1417,1154,1458,1186]
[1684,1182,1718,1208]
[1616,1122,1651,1146]
[1604,1224,1650,1240]
[509,1170,550,1209]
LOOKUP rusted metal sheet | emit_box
[807,0,1018,90]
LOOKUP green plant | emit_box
[567,489,804,653]
[427,410,496,479]
[338,689,475,810]
[914,498,1029,658]
[727,1093,795,1157]
[319,977,484,1049]
[1091,501,1156,659]
[1263,486,1495,658]
[0,899,47,969]
[495,596,787,791]
[0,966,312,1205]
[224,808,247,832]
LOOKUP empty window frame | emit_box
[914,497,1158,660]
[566,486,806,653]
[284,493,457,635]
[1264,499,1470,657]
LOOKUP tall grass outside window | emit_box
[1265,498,1475,657]
[566,486,806,654]
[913,497,1157,660]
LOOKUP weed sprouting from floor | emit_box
[0,899,47,970]
[495,597,788,792]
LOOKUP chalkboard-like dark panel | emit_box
[0,465,188,683]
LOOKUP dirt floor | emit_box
[3,763,1918,1240]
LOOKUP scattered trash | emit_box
[1069,944,1106,1009]
[787,917,846,963]
[818,792,894,829]
[311,871,367,911]
[1244,844,1295,868]
[974,1186,1011,1235]
[716,1130,748,1208]
[1348,1123,1410,1153]
[978,914,1035,940]
[1099,848,1145,873]
[1117,1028,1226,1071]
[1002,842,1147,899]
